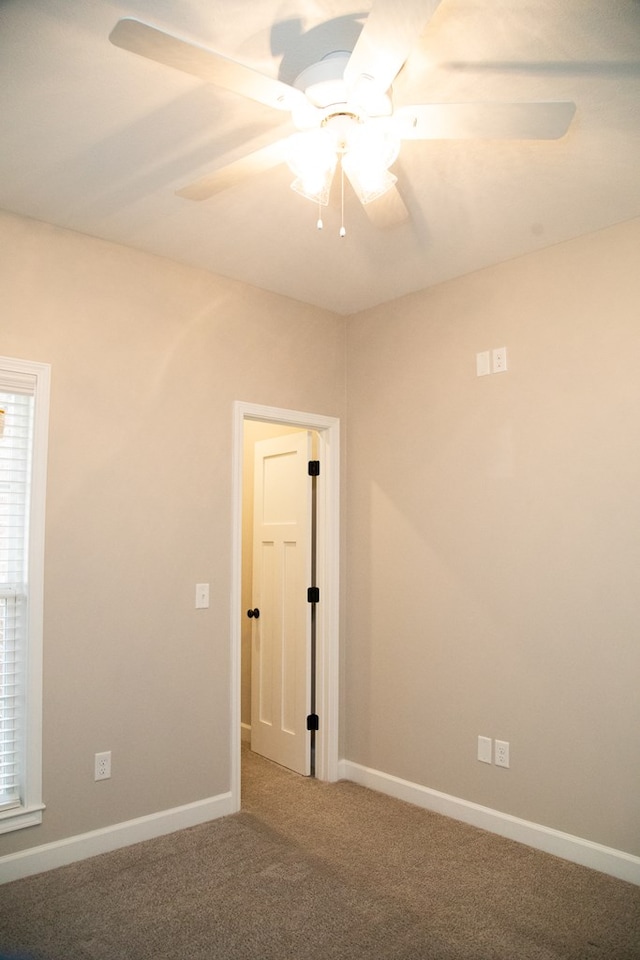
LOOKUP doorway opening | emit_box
[230,402,340,810]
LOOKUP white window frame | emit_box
[0,356,50,834]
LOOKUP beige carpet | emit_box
[0,747,639,959]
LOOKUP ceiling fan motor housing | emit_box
[292,51,393,132]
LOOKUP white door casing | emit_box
[230,402,340,807]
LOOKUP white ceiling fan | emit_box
[109,0,576,231]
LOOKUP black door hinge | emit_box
[308,460,320,477]
[306,714,319,731]
[307,586,320,604]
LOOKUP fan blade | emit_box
[394,102,577,140]
[109,19,305,113]
[363,185,410,228]
[344,0,442,96]
[176,139,290,201]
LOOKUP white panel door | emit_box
[250,431,312,775]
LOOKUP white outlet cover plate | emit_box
[492,347,508,373]
[94,751,111,780]
[478,735,492,763]
[476,351,491,376]
[195,583,210,609]
[495,739,510,767]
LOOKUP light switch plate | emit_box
[195,583,210,609]
[478,735,492,764]
[476,351,491,376]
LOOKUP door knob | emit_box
[247,608,260,619]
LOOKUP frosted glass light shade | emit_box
[287,130,337,205]
[290,174,334,205]
[341,124,400,204]
[349,124,401,170]
[287,122,401,207]
[342,163,397,204]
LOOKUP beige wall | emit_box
[2,206,639,864]
[345,217,640,857]
[0,211,345,855]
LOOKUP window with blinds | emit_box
[0,387,34,810]
[0,357,49,833]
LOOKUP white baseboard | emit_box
[241,722,251,743]
[4,766,637,889]
[0,791,235,884]
[338,759,640,887]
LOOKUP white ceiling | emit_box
[1,0,639,315]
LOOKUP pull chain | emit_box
[339,158,346,238]
[317,197,323,231]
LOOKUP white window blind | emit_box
[0,379,35,811]
[0,356,48,835]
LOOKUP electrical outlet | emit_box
[492,347,508,373]
[94,751,111,781]
[495,740,510,768]
[477,735,492,764]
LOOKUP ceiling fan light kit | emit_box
[285,51,402,229]
[109,0,577,237]
[287,107,401,208]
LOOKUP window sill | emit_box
[0,804,45,835]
